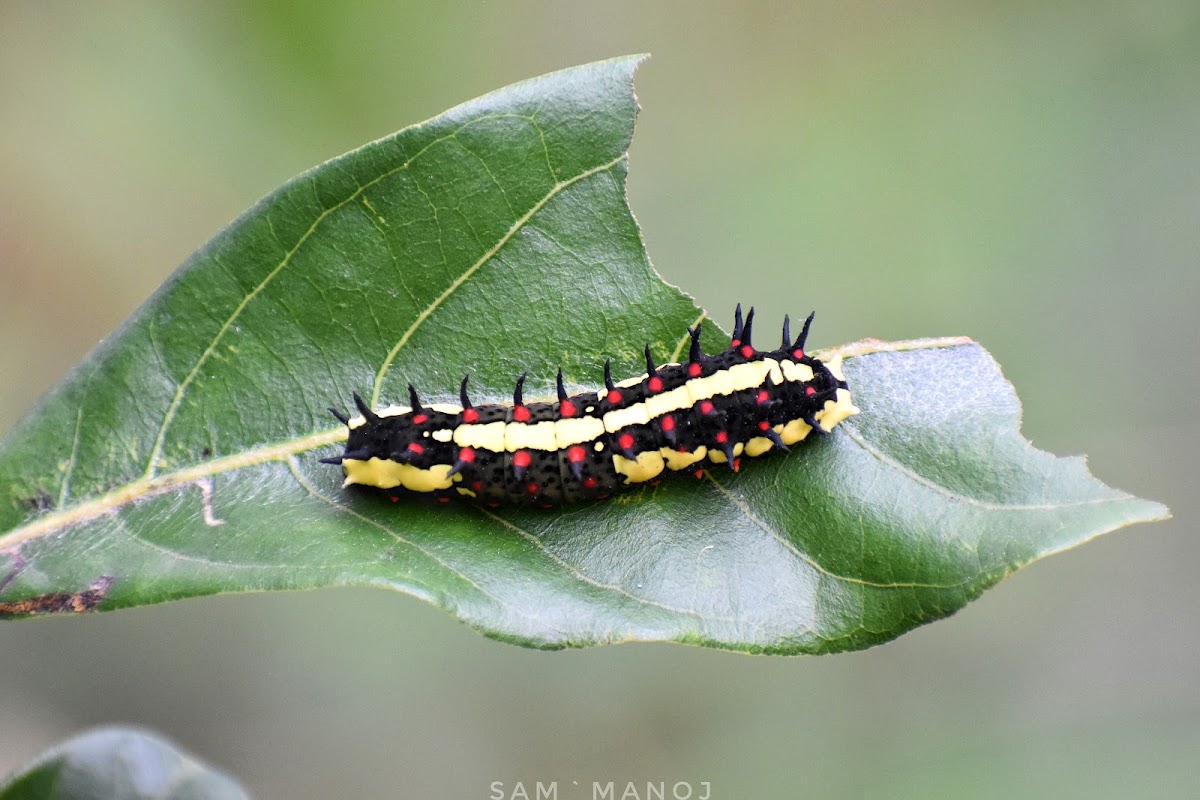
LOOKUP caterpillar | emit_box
[321,306,858,507]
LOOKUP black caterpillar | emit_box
[322,306,858,507]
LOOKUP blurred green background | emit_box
[1,1,1196,797]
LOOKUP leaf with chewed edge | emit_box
[0,55,1168,653]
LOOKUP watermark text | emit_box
[489,780,712,800]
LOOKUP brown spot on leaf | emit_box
[0,576,114,617]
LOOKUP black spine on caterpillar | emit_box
[322,306,858,507]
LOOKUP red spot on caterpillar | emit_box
[618,433,635,450]
[648,376,664,393]
[513,405,531,422]
[677,446,688,452]
[756,390,769,404]
[583,477,598,489]
[688,362,702,377]
[411,414,428,425]
[715,431,728,444]
[391,496,400,503]
[471,481,483,492]
[732,457,741,471]
[462,408,479,423]
[699,400,714,415]
[406,442,425,455]
[740,345,754,358]
[758,420,771,431]
[805,386,816,396]
[526,482,539,494]
[513,450,532,468]
[567,445,586,463]
[660,415,676,432]
[731,339,741,348]
[692,469,704,479]
[793,349,804,359]
[607,389,623,404]
[560,400,577,418]
[458,447,476,463]
[437,496,450,503]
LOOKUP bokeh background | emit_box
[1,2,1196,797]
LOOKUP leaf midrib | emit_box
[0,427,345,555]
[0,338,992,559]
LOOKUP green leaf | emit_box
[0,727,249,800]
[0,56,1167,653]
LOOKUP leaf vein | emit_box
[702,469,969,590]
[452,135,518,218]
[839,423,1135,512]
[285,457,510,610]
[56,386,88,510]
[476,507,740,624]
[369,153,626,405]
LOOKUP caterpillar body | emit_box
[322,306,859,507]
